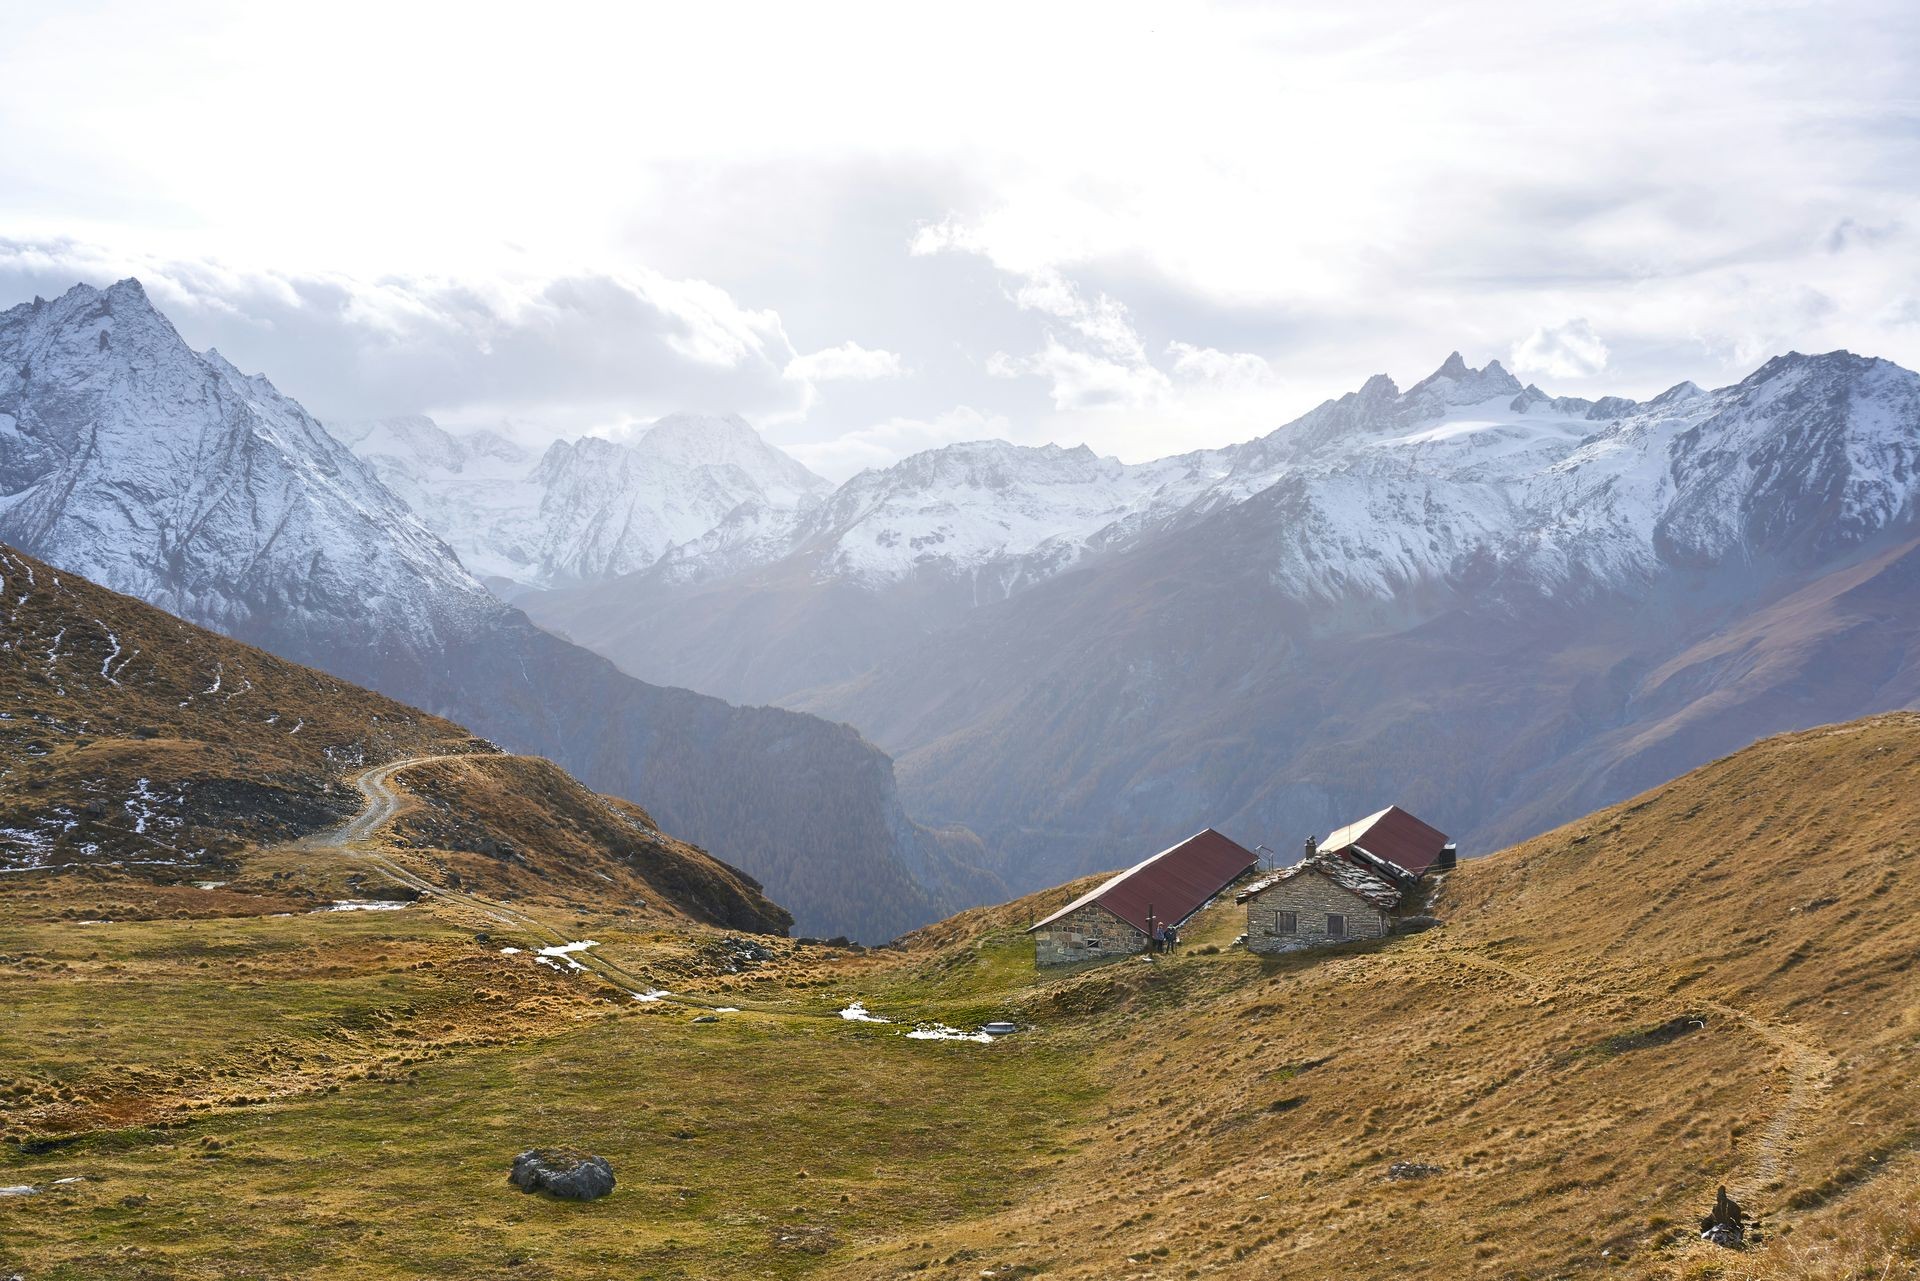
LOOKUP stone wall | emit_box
[1245,871,1389,954]
[1033,902,1148,967]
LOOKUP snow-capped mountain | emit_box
[0,282,497,647]
[343,411,830,593]
[525,348,1920,896]
[0,280,996,939]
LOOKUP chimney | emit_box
[1304,835,1318,860]
[1437,843,1457,872]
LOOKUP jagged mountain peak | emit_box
[1405,351,1524,404]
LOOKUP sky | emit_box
[1,0,1917,480]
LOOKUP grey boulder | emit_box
[509,1149,616,1201]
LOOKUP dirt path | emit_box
[309,755,836,1019]
[1433,945,1835,1203]
[307,755,708,1006]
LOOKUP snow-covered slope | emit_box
[637,349,1918,618]
[344,411,830,592]
[0,282,497,644]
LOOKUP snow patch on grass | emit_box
[906,1023,995,1043]
[838,1001,890,1023]
[533,940,598,972]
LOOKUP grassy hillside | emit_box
[0,541,787,934]
[3,698,1916,1277]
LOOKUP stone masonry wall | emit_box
[1034,902,1148,967]
[1245,871,1389,954]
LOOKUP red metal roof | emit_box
[1318,805,1450,878]
[1027,829,1259,935]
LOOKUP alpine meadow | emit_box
[2,4,1918,1279]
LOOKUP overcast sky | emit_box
[2,0,1917,479]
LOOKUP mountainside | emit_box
[0,281,993,939]
[7,712,1915,1278]
[342,411,830,595]
[528,351,1920,892]
[0,542,788,932]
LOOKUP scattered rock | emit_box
[508,1148,616,1201]
[1699,1184,1747,1248]
[692,1014,718,1024]
[720,935,775,965]
[1387,1161,1443,1180]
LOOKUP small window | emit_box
[1326,913,1346,938]
[1276,910,1297,934]
[1086,938,1102,949]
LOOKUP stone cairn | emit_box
[1699,1185,1747,1248]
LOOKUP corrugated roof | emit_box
[1318,805,1450,878]
[1027,829,1258,935]
[1245,851,1402,910]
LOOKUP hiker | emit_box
[1152,923,1168,953]
[1166,924,1180,954]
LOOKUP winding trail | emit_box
[306,755,718,1009]
[1434,946,1836,1203]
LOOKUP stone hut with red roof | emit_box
[1027,828,1258,967]
[1238,806,1453,953]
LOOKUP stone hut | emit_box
[1027,829,1258,967]
[1239,852,1402,952]
[1239,804,1454,953]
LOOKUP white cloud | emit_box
[4,3,1920,467]
[1167,341,1277,387]
[784,341,906,383]
[988,337,1172,412]
[1510,319,1611,380]
[0,239,808,435]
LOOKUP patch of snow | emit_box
[838,1001,890,1023]
[318,899,411,912]
[498,946,522,955]
[630,988,671,1002]
[712,1006,741,1013]
[0,1185,38,1197]
[533,939,598,972]
[98,627,121,682]
[906,1023,995,1043]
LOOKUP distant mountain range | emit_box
[512,349,1920,894]
[11,277,1915,922]
[0,281,999,940]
